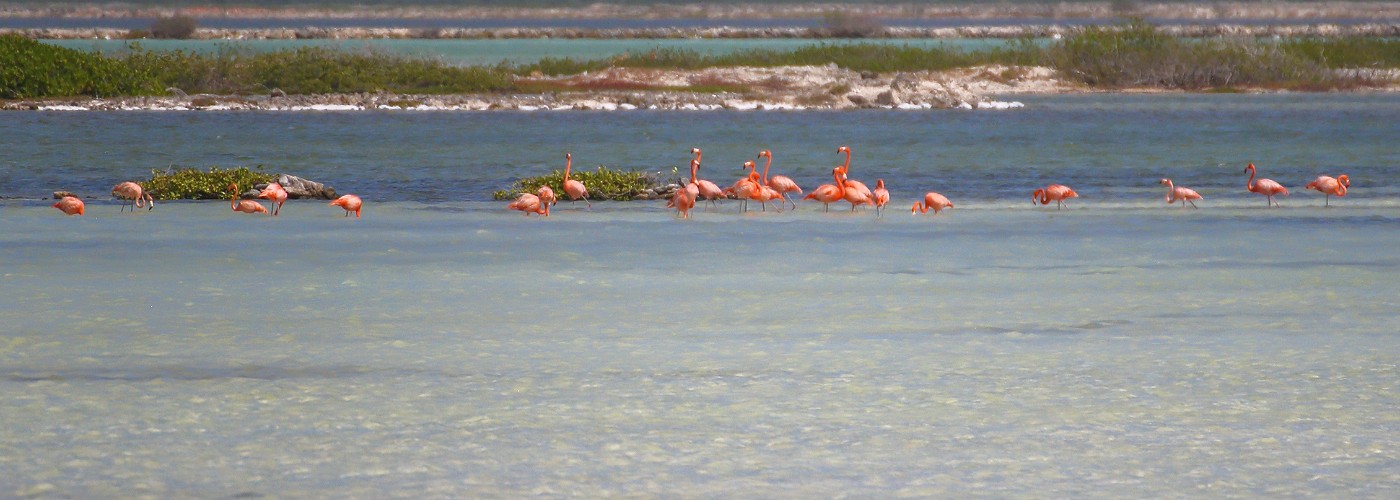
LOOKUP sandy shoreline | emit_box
[4,2,1400,21]
[6,63,1395,113]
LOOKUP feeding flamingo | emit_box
[537,185,557,209]
[258,182,289,216]
[1033,184,1079,210]
[1305,174,1350,207]
[507,186,552,216]
[229,184,269,215]
[757,150,802,209]
[667,177,699,219]
[912,192,954,215]
[111,181,153,212]
[872,179,890,217]
[1159,178,1202,208]
[840,169,875,211]
[561,153,591,208]
[802,167,846,212]
[1244,163,1288,208]
[52,196,85,216]
[329,194,363,217]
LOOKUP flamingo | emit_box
[329,194,363,217]
[758,150,802,209]
[1159,178,1202,208]
[1244,163,1289,208]
[1033,184,1079,210]
[1305,174,1350,207]
[537,185,557,210]
[872,179,890,217]
[689,154,725,208]
[726,162,763,212]
[912,192,954,215]
[258,182,288,216]
[835,146,873,204]
[802,167,846,212]
[561,153,591,208]
[507,186,552,216]
[52,196,85,216]
[229,183,269,215]
[840,170,874,211]
[755,184,784,212]
[667,179,699,219]
[111,181,153,212]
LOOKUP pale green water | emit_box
[1,94,1398,496]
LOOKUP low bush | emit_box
[142,165,278,200]
[0,35,158,98]
[493,166,663,201]
[149,15,198,39]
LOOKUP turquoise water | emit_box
[2,94,1398,496]
[42,37,1026,65]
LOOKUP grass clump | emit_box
[493,165,662,201]
[142,165,277,200]
[0,34,158,98]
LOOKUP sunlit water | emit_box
[2,94,1398,496]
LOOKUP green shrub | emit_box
[142,165,278,200]
[493,166,662,201]
[0,34,159,98]
[149,15,198,40]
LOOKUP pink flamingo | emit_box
[52,196,85,216]
[329,194,363,217]
[872,179,890,217]
[802,167,846,212]
[561,153,591,208]
[726,161,763,212]
[689,150,725,208]
[755,184,784,212]
[229,184,269,215]
[537,185,557,209]
[1305,174,1350,207]
[667,176,699,219]
[1159,178,1202,208]
[840,169,874,211]
[507,186,552,216]
[1244,163,1288,208]
[757,150,802,209]
[912,192,954,215]
[258,182,288,216]
[111,181,153,212]
[1033,184,1079,210]
[835,145,873,204]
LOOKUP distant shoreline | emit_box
[8,23,1400,40]
[3,2,1400,21]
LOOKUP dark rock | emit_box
[277,174,336,200]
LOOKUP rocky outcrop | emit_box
[251,175,336,200]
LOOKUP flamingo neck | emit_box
[230,185,238,209]
[1164,181,1176,202]
[690,161,698,184]
[840,150,851,174]
[1034,189,1047,205]
[1246,167,1257,192]
[761,156,771,184]
[564,157,572,181]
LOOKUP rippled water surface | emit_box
[2,94,1398,497]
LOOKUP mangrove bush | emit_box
[142,165,278,200]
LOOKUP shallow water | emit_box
[2,94,1398,496]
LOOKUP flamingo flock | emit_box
[42,148,1351,218]
[505,147,1351,219]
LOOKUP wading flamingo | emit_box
[912,192,954,215]
[52,196,85,216]
[667,175,699,219]
[1244,163,1288,208]
[1159,178,1202,208]
[835,145,873,204]
[258,182,288,216]
[507,186,552,216]
[329,194,363,217]
[111,181,153,212]
[537,185,557,209]
[1305,174,1350,207]
[802,167,846,212]
[229,184,269,215]
[561,153,591,208]
[726,161,763,212]
[758,150,802,209]
[689,153,725,208]
[840,169,875,211]
[872,179,890,217]
[1033,184,1079,210]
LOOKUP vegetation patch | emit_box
[0,35,158,98]
[492,166,663,201]
[142,165,278,200]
